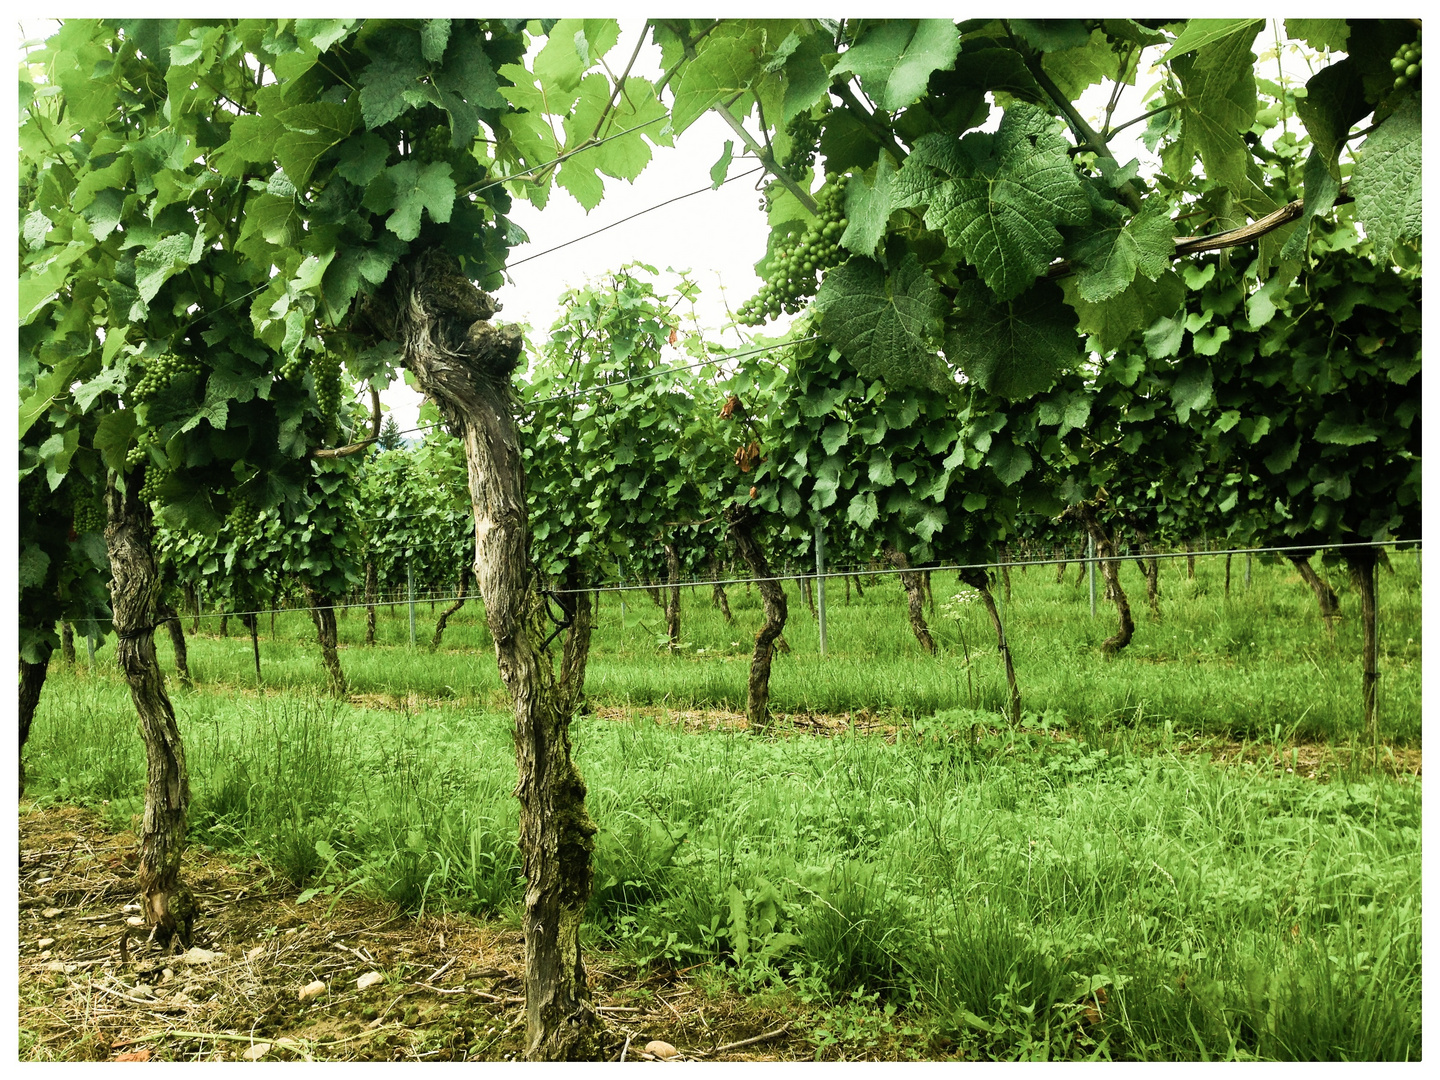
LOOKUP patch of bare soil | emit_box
[17,804,936,1062]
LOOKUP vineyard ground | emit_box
[21,551,1421,1060]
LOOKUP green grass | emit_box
[25,549,1421,1059]
[148,548,1420,743]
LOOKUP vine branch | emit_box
[311,386,382,459]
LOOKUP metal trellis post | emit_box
[407,560,416,646]
[814,521,828,657]
[1088,534,1096,618]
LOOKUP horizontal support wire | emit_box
[172,538,1418,622]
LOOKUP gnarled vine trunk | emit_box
[1343,548,1379,742]
[726,506,788,732]
[1067,504,1134,655]
[104,468,194,950]
[60,621,76,665]
[364,249,601,1061]
[158,600,192,689]
[240,613,261,682]
[304,586,346,696]
[960,568,1021,724]
[430,567,469,651]
[19,653,50,797]
[709,553,734,623]
[662,538,681,646]
[1290,551,1340,631]
[364,558,378,645]
[884,546,936,655]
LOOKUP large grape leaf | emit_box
[840,149,898,259]
[945,278,1078,400]
[1283,19,1350,52]
[813,254,950,392]
[828,19,960,112]
[1160,18,1264,61]
[891,104,1087,300]
[1068,195,1176,303]
[1171,23,1261,197]
[1294,58,1370,177]
[1350,94,1422,261]
[275,101,356,191]
[362,161,456,241]
[670,29,765,134]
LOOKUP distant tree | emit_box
[377,416,406,452]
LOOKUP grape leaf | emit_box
[274,102,356,191]
[986,438,1033,487]
[1350,94,1422,262]
[1171,24,1261,196]
[420,19,451,63]
[1315,413,1380,446]
[670,29,765,134]
[1069,195,1176,302]
[135,231,202,304]
[359,56,420,129]
[891,104,1087,300]
[829,19,960,112]
[1170,360,1214,423]
[840,149,898,260]
[1294,58,1370,177]
[1010,19,1092,53]
[945,278,1078,400]
[1161,18,1265,61]
[363,161,456,242]
[711,140,734,188]
[781,31,832,121]
[1283,19,1350,53]
[813,254,949,392]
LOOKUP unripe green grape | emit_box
[1406,63,1419,77]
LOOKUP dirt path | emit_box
[18,803,942,1062]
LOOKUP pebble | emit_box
[644,1040,679,1060]
[180,947,222,965]
[247,946,265,962]
[126,916,145,927]
[242,1043,271,1061]
[298,980,327,1002]
[356,971,384,990]
[37,937,55,949]
[41,907,62,919]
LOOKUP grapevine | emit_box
[225,501,262,546]
[737,174,850,326]
[138,465,169,506]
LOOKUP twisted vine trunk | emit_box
[960,568,1021,724]
[1055,558,1067,584]
[364,559,377,645]
[430,567,469,651]
[999,547,1012,604]
[60,621,76,665]
[884,546,936,655]
[158,600,192,689]
[1290,551,1340,631]
[556,565,594,719]
[304,586,346,696]
[366,249,601,1061]
[1344,548,1379,741]
[104,468,194,950]
[662,539,681,646]
[19,654,50,797]
[726,506,788,732]
[709,553,734,623]
[241,613,261,682]
[1068,504,1135,655]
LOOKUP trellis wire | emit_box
[177,538,1418,621]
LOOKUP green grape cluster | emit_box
[225,502,261,545]
[737,174,850,326]
[1390,31,1422,92]
[71,486,107,534]
[775,111,821,175]
[313,351,342,421]
[125,436,155,470]
[413,123,452,164]
[130,352,201,404]
[138,465,169,506]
